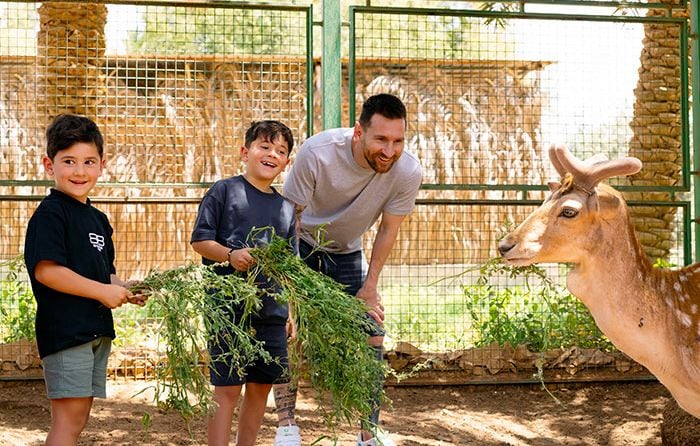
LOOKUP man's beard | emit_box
[365,151,398,173]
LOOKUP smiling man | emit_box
[273,94,422,446]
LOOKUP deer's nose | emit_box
[497,240,514,256]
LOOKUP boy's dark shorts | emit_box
[299,239,386,338]
[209,322,289,386]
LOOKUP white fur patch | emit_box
[677,310,692,328]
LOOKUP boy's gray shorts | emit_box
[42,336,112,399]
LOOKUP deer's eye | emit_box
[560,207,578,218]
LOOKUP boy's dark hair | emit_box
[46,114,104,160]
[358,93,407,128]
[245,120,294,155]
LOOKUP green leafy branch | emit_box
[133,262,269,419]
[250,232,388,436]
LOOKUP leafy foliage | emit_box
[464,258,612,351]
[250,233,387,435]
[134,263,269,418]
[126,7,306,56]
[0,255,36,343]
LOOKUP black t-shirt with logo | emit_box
[24,189,116,358]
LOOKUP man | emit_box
[273,93,422,446]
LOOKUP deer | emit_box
[498,144,700,418]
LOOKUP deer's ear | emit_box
[547,181,561,192]
[597,190,624,220]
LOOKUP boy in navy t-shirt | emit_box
[24,114,147,445]
[190,120,297,446]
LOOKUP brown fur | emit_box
[498,146,700,418]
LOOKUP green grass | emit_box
[383,283,474,351]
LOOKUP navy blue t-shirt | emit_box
[190,175,296,324]
[24,189,117,358]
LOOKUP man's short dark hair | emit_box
[46,114,104,160]
[358,93,407,128]
[245,120,294,154]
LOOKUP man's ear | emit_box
[352,121,363,140]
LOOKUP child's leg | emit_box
[46,397,93,446]
[273,382,297,426]
[208,385,242,446]
[42,337,111,446]
[237,382,273,446]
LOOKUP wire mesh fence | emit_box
[0,0,692,384]
[351,5,690,381]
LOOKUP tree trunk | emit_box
[37,2,107,120]
[627,2,690,261]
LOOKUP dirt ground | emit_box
[0,378,670,446]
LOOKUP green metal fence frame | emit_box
[0,0,315,191]
[347,4,694,266]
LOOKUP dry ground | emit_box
[0,379,669,445]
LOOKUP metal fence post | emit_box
[322,0,342,129]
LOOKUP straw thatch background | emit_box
[1,1,690,276]
[1,50,547,274]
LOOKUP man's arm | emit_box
[356,212,406,324]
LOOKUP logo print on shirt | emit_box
[89,233,105,252]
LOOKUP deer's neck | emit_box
[566,215,700,378]
[566,216,657,348]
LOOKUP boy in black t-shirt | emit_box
[190,120,296,446]
[24,114,147,446]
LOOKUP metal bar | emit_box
[1,180,683,194]
[419,183,685,193]
[5,0,311,12]
[692,0,700,262]
[3,0,683,11]
[322,0,342,129]
[414,199,689,207]
[349,6,357,126]
[350,5,687,25]
[306,4,315,136]
[680,20,691,192]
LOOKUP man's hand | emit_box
[286,317,297,340]
[356,286,385,325]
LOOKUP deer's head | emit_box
[498,144,642,266]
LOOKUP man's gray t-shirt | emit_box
[282,127,422,254]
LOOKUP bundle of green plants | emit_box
[0,254,36,343]
[250,234,387,433]
[133,263,270,418]
[463,257,612,352]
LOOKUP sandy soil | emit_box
[0,379,670,445]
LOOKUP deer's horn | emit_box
[548,144,567,177]
[550,144,642,192]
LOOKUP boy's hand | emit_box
[126,291,148,306]
[100,284,132,309]
[124,280,149,306]
[229,248,256,272]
